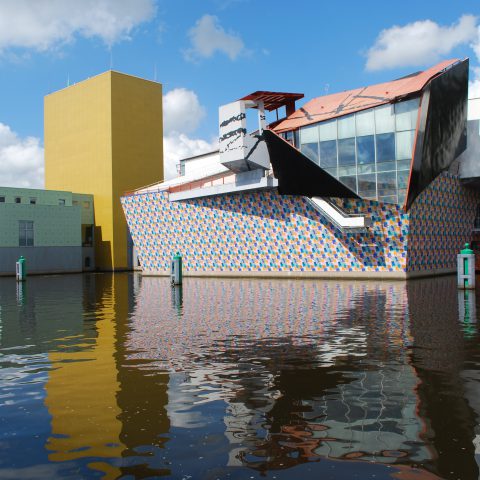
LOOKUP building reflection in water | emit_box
[43,274,170,479]
[128,278,428,476]
[44,274,125,479]
[28,273,480,479]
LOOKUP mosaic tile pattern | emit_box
[121,173,479,275]
[122,189,408,273]
[407,172,480,271]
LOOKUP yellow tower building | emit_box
[45,71,163,270]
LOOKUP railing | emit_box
[167,172,235,194]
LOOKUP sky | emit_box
[1,0,480,187]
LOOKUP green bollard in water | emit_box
[16,256,26,282]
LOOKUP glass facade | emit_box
[299,97,419,204]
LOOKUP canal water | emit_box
[0,273,479,479]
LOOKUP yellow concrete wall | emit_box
[44,71,163,270]
[111,72,163,268]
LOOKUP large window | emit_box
[19,221,34,247]
[297,97,420,204]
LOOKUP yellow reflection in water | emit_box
[44,275,124,479]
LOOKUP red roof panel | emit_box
[273,59,461,133]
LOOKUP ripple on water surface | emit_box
[0,273,479,479]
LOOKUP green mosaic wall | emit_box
[0,186,73,206]
[72,193,94,225]
[0,187,94,248]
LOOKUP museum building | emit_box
[122,58,480,278]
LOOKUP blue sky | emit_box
[1,0,479,186]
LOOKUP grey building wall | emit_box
[0,247,83,275]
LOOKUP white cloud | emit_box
[470,66,480,98]
[0,123,44,188]
[366,15,478,71]
[470,28,480,98]
[162,88,217,180]
[0,0,156,53]
[184,14,245,61]
[163,88,206,135]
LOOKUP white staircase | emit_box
[307,197,371,233]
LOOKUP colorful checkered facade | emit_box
[121,173,479,275]
[408,173,479,271]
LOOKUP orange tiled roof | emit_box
[273,59,461,133]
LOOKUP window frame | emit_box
[19,220,34,247]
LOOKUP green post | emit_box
[172,252,182,285]
[458,243,475,289]
[16,256,26,282]
[460,243,474,255]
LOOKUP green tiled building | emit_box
[0,186,94,275]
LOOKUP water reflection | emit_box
[44,274,124,479]
[0,273,479,479]
[129,279,428,477]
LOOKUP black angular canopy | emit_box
[263,129,359,199]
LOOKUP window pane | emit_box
[377,171,397,197]
[283,131,294,145]
[0,196,4,202]
[320,140,337,168]
[377,161,396,172]
[319,119,337,141]
[397,159,411,170]
[300,125,319,144]
[300,143,319,163]
[356,135,375,164]
[338,165,356,176]
[338,114,355,139]
[379,195,397,204]
[376,133,395,162]
[339,176,357,192]
[375,104,395,134]
[338,138,355,165]
[395,98,419,131]
[397,170,409,189]
[356,109,374,136]
[396,130,415,160]
[324,167,337,177]
[358,174,376,198]
[294,130,299,147]
[398,189,407,205]
[358,164,375,174]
